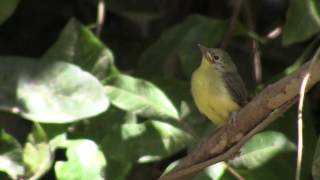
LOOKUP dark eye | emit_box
[214,55,220,60]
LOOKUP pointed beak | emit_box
[197,44,208,55]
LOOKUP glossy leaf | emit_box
[23,124,51,179]
[108,120,192,163]
[283,0,320,45]
[54,139,106,180]
[70,107,191,163]
[229,131,296,180]
[0,57,109,123]
[105,74,179,119]
[0,130,24,179]
[231,131,295,169]
[0,0,20,24]
[43,18,118,80]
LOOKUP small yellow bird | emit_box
[191,44,247,126]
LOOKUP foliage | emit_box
[0,0,319,180]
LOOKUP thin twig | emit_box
[221,0,243,48]
[295,48,320,180]
[222,162,245,180]
[244,0,261,83]
[96,0,106,37]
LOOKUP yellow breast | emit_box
[191,67,240,126]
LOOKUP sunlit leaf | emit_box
[43,18,118,80]
[194,162,227,180]
[0,130,24,179]
[23,124,51,179]
[229,131,296,180]
[105,74,179,119]
[54,139,106,180]
[232,131,295,169]
[0,57,109,123]
[0,0,20,24]
[101,117,192,162]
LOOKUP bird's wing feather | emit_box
[223,71,248,106]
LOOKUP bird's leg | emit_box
[229,111,238,125]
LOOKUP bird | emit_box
[191,44,247,126]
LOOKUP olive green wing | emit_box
[223,71,248,106]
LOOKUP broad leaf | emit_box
[105,74,179,119]
[0,57,109,123]
[0,130,24,179]
[138,15,229,77]
[230,131,296,180]
[54,139,106,180]
[103,120,192,163]
[23,124,51,179]
[0,0,20,24]
[43,18,118,80]
[283,0,320,45]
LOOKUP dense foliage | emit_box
[0,0,320,179]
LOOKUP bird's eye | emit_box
[214,55,220,60]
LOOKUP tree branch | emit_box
[160,47,320,180]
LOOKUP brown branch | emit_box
[160,47,320,180]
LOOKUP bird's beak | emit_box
[198,44,212,62]
[198,44,208,55]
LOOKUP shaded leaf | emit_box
[138,15,229,77]
[54,139,106,180]
[313,137,320,180]
[0,57,109,123]
[43,18,118,80]
[109,0,166,21]
[105,74,179,119]
[0,0,20,24]
[0,130,24,179]
[283,0,320,45]
[106,158,132,180]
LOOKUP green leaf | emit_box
[109,0,165,21]
[70,107,191,163]
[106,158,132,180]
[283,0,320,45]
[105,74,179,119]
[310,0,320,25]
[0,0,20,24]
[23,124,52,179]
[229,131,296,180]
[0,130,24,179]
[0,57,109,123]
[138,15,228,78]
[231,131,295,169]
[54,139,106,180]
[313,137,320,180]
[43,18,118,80]
[194,162,227,180]
[108,120,192,163]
